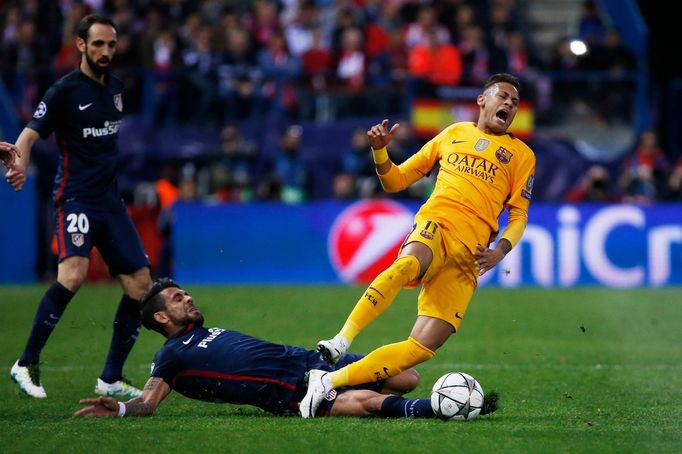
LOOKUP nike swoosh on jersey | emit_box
[182,334,194,345]
[451,140,466,144]
[78,103,93,111]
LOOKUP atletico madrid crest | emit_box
[113,93,123,112]
[71,233,84,247]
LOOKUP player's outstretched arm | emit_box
[74,377,171,418]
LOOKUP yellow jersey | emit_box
[379,122,536,252]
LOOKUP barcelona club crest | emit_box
[71,233,84,247]
[495,146,513,164]
[474,138,490,152]
[113,93,123,112]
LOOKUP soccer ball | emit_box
[431,372,484,421]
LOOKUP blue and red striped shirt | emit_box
[27,68,124,207]
[151,324,317,415]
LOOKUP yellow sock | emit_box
[329,336,434,388]
[338,256,420,344]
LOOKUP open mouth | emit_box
[495,109,509,122]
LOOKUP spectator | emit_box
[148,29,182,124]
[618,131,670,203]
[485,1,517,74]
[408,28,463,96]
[335,27,366,116]
[156,163,199,278]
[272,125,309,204]
[404,5,449,49]
[459,25,489,85]
[336,27,365,90]
[249,0,282,50]
[1,5,22,46]
[180,25,220,124]
[575,0,606,47]
[284,1,319,58]
[565,165,619,203]
[330,7,363,56]
[55,2,88,77]
[449,3,477,45]
[667,157,682,200]
[218,27,262,122]
[1,18,51,121]
[301,26,334,90]
[209,124,258,203]
[258,31,301,119]
[334,128,377,199]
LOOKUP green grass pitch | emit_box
[1,284,681,453]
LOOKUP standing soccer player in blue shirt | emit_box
[2,14,151,399]
[74,278,484,419]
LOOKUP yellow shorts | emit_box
[400,216,478,331]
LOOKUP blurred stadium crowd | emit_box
[1,0,680,209]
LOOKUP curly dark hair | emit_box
[139,278,181,335]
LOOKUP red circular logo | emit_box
[328,200,413,284]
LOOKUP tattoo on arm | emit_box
[143,378,160,391]
[123,377,164,417]
[498,239,512,256]
[123,397,154,416]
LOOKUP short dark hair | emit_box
[77,14,116,42]
[139,278,181,335]
[483,73,521,93]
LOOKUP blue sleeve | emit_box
[150,347,182,385]
[26,83,62,139]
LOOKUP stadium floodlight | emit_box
[569,39,588,56]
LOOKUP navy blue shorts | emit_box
[54,199,150,276]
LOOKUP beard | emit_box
[184,311,205,327]
[85,52,110,76]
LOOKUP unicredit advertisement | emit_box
[172,200,682,287]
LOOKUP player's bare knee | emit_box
[400,242,433,276]
[119,267,152,299]
[383,368,420,394]
[57,258,89,291]
[402,368,421,390]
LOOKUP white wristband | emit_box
[117,401,126,417]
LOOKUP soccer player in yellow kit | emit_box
[301,73,536,417]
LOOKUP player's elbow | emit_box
[379,181,402,193]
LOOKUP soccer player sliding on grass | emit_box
[74,278,498,419]
[301,73,535,418]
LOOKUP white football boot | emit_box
[10,361,47,398]
[95,378,142,398]
[316,335,349,364]
[299,369,331,418]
